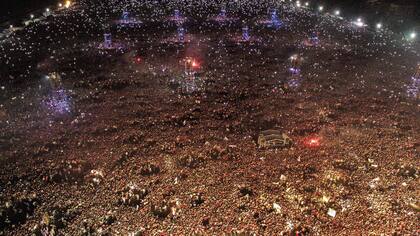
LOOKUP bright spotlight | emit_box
[376,23,382,29]
[355,21,364,27]
[319,6,324,11]
[46,8,50,12]
[334,10,340,16]
[30,14,34,19]
[410,32,417,39]
[305,2,309,6]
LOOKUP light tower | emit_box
[219,6,227,18]
[177,26,185,42]
[407,64,420,98]
[309,31,319,45]
[289,54,302,75]
[182,58,199,93]
[270,9,282,29]
[103,33,112,49]
[242,26,250,41]
[122,10,129,24]
[174,9,181,21]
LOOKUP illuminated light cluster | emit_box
[185,58,200,69]
[192,60,200,68]
[352,18,367,28]
[65,1,71,8]
[303,136,322,148]
[134,56,142,63]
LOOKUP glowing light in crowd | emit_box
[318,6,324,12]
[304,137,321,148]
[353,18,366,28]
[192,60,200,68]
[185,58,200,70]
[65,1,71,8]
[409,32,417,40]
[134,57,142,63]
[334,10,340,16]
[376,23,382,29]
[30,14,34,19]
[355,22,363,27]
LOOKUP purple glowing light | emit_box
[43,89,72,115]
[289,67,301,75]
[407,76,420,98]
[287,77,302,88]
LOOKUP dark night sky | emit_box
[0,0,57,23]
[0,0,419,25]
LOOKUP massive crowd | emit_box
[0,0,418,235]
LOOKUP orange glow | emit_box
[65,1,71,8]
[303,136,321,147]
[192,61,199,68]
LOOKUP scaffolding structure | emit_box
[242,26,250,41]
[182,58,199,94]
[177,26,185,42]
[103,33,112,49]
[269,9,282,29]
[289,55,302,75]
[407,64,420,98]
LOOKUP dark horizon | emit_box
[1,0,419,26]
[0,0,57,24]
